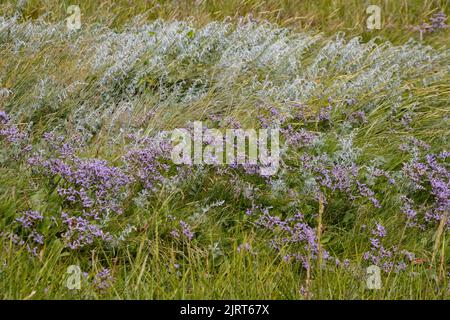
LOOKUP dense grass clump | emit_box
[0,1,449,299]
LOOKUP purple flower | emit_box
[237,243,252,253]
[29,231,44,245]
[401,250,415,262]
[170,220,194,241]
[372,223,387,238]
[416,11,448,34]
[0,110,10,124]
[0,125,28,143]
[61,212,111,249]
[42,132,76,158]
[94,268,113,291]
[402,151,449,228]
[395,262,407,272]
[170,230,180,238]
[180,220,194,240]
[364,223,411,273]
[257,210,329,270]
[370,237,380,248]
[357,182,380,208]
[317,105,332,122]
[401,196,417,223]
[123,134,171,190]
[0,111,29,146]
[430,11,448,30]
[283,128,318,148]
[346,98,357,106]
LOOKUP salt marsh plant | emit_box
[0,1,449,299]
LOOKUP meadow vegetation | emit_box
[0,0,449,299]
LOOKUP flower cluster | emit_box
[93,268,114,292]
[0,110,10,124]
[15,210,43,229]
[23,131,138,248]
[299,153,380,207]
[416,11,448,34]
[61,212,112,250]
[402,150,449,228]
[170,220,194,241]
[363,223,414,273]
[0,110,30,159]
[13,210,44,256]
[123,133,172,190]
[237,242,252,253]
[0,16,448,294]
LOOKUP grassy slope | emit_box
[0,0,449,299]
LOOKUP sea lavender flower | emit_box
[42,132,76,158]
[61,212,111,249]
[429,11,448,30]
[343,259,350,267]
[414,12,448,39]
[123,134,171,190]
[401,250,416,262]
[237,242,252,253]
[170,230,180,238]
[348,111,367,124]
[370,237,381,249]
[11,210,45,256]
[346,98,357,106]
[34,154,132,218]
[372,223,387,238]
[401,151,449,228]
[395,261,407,272]
[400,196,418,225]
[401,113,413,129]
[363,223,412,273]
[26,244,38,257]
[15,210,43,229]
[10,233,25,246]
[357,182,381,208]
[170,220,194,241]
[283,127,319,148]
[0,125,28,143]
[29,230,44,245]
[180,220,194,240]
[317,105,332,122]
[0,111,23,142]
[0,110,10,124]
[257,210,329,270]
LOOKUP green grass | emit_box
[0,0,449,299]
[1,0,448,44]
